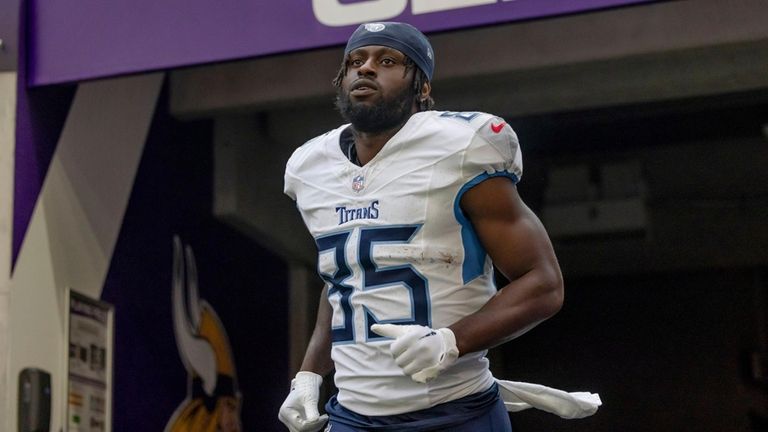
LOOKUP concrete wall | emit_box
[170,0,768,117]
[212,115,327,373]
[212,116,321,373]
[213,115,316,265]
[7,73,162,431]
[536,136,768,276]
[0,70,16,432]
[498,269,765,431]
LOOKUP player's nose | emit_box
[357,58,377,77]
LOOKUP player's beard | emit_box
[336,84,415,133]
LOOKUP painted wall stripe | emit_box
[7,72,163,432]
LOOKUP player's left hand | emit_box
[371,323,460,384]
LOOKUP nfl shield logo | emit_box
[352,175,365,192]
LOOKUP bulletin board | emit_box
[64,288,114,432]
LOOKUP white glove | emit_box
[371,323,459,383]
[278,371,328,432]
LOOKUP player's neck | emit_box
[351,106,418,165]
[350,126,399,166]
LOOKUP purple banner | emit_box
[29,0,656,86]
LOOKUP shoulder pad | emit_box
[475,115,518,163]
[436,111,494,128]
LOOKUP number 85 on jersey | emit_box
[315,225,431,345]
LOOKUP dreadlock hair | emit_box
[332,55,435,112]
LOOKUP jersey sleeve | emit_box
[462,115,523,184]
[284,143,311,201]
[284,156,298,201]
[283,135,320,201]
[284,130,337,201]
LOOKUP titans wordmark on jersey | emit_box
[284,111,523,416]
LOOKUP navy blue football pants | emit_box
[325,396,512,432]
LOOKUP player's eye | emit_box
[349,58,364,67]
[381,58,396,65]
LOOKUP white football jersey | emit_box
[284,110,523,416]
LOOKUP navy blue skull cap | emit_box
[344,22,435,80]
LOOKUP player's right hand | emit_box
[278,371,328,432]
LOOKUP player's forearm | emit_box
[299,328,333,376]
[448,265,563,356]
[299,286,334,376]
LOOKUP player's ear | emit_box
[420,81,432,101]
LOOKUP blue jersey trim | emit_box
[454,171,520,284]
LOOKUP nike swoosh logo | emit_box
[491,122,506,133]
[419,331,437,340]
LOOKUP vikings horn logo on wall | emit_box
[164,236,242,432]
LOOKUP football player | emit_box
[280,22,563,432]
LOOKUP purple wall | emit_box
[28,0,658,86]
[13,0,76,268]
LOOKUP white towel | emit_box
[495,378,602,419]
